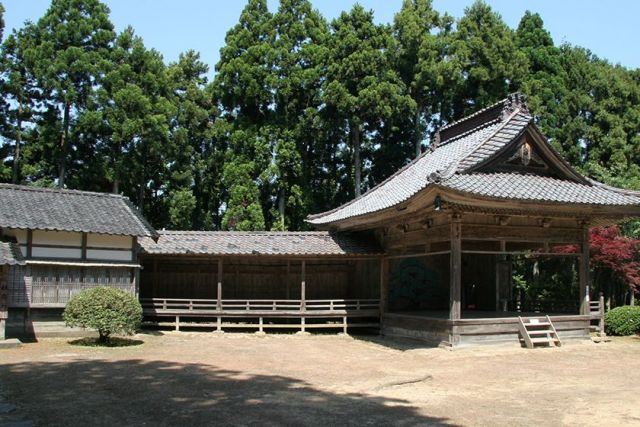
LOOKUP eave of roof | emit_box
[0,241,25,266]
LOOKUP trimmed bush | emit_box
[63,287,143,343]
[604,306,640,336]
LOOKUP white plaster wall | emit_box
[32,230,81,246]
[86,249,132,262]
[87,234,132,249]
[32,247,82,259]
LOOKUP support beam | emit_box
[579,226,590,315]
[449,215,462,321]
[26,230,33,258]
[217,258,223,311]
[286,260,291,299]
[379,257,389,315]
[300,260,306,311]
[81,233,87,260]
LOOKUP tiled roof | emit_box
[307,93,640,226]
[444,173,640,206]
[139,231,382,256]
[0,242,25,265]
[307,96,531,225]
[0,184,157,237]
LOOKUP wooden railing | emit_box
[140,298,380,314]
[589,293,606,338]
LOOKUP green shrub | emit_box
[63,287,143,343]
[604,306,640,336]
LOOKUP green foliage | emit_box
[1,0,640,235]
[168,188,197,230]
[604,306,640,336]
[63,287,143,343]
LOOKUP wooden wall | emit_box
[139,256,380,300]
[7,265,136,307]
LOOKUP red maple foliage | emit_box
[555,226,640,292]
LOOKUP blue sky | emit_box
[3,0,639,79]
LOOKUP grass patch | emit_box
[68,337,144,347]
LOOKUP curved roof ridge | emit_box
[437,97,508,132]
[0,183,126,199]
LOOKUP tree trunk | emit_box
[278,188,285,230]
[138,147,147,211]
[12,98,23,184]
[414,109,422,158]
[58,101,71,188]
[352,124,361,198]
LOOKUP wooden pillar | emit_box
[286,260,291,299]
[81,233,87,260]
[217,258,223,311]
[26,230,33,258]
[379,257,389,315]
[449,214,462,321]
[599,292,606,338]
[153,259,158,297]
[579,225,590,315]
[300,259,306,311]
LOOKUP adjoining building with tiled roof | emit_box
[139,231,382,257]
[0,184,157,238]
[0,184,158,340]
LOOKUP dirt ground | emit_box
[0,332,639,427]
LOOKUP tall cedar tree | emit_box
[0,24,39,184]
[450,1,526,116]
[167,50,219,230]
[270,0,328,230]
[325,4,415,198]
[26,0,115,188]
[214,0,273,230]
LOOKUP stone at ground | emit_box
[0,339,21,350]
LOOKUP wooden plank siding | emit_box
[139,257,381,302]
[7,264,136,307]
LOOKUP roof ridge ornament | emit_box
[502,92,529,120]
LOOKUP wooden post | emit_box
[599,292,606,338]
[153,259,158,296]
[379,257,389,315]
[216,316,222,332]
[81,233,87,260]
[286,260,291,300]
[217,258,223,311]
[175,316,180,332]
[300,259,306,311]
[26,230,33,258]
[579,225,590,315]
[449,214,462,321]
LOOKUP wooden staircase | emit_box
[518,316,562,349]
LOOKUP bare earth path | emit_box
[1,332,639,426]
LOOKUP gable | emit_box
[470,127,585,183]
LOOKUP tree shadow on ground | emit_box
[351,332,442,352]
[0,357,454,427]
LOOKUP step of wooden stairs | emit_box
[518,315,562,349]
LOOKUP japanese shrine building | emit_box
[2,93,639,347]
